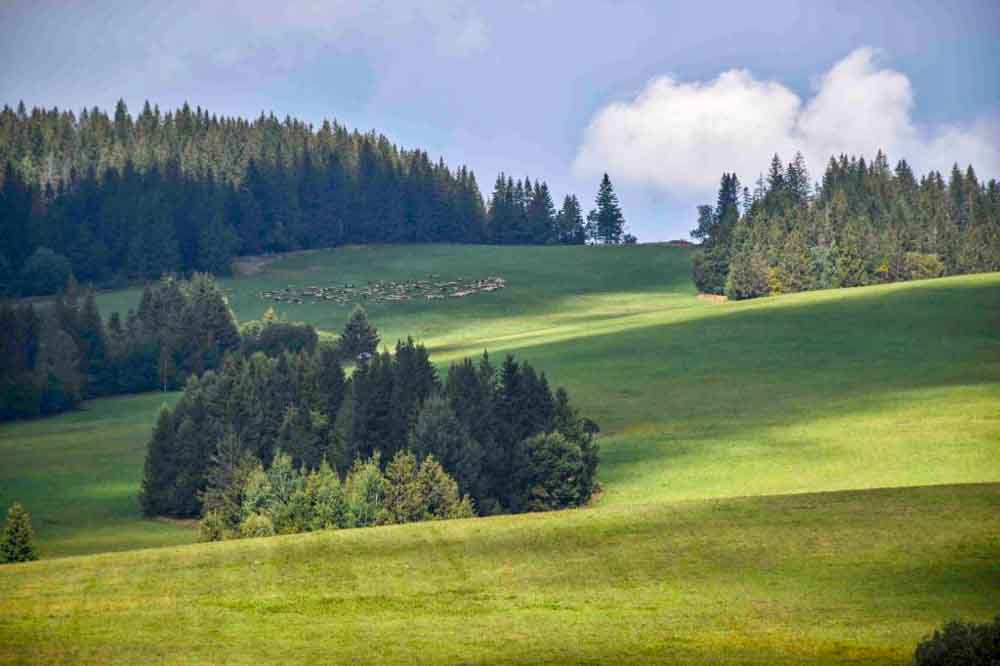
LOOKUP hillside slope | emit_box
[1,484,997,664]
[1,246,998,663]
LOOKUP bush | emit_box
[1,503,38,563]
[913,615,1000,665]
[905,252,946,281]
[198,510,230,542]
[239,512,276,538]
[240,319,318,357]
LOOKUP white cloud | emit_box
[574,48,1000,196]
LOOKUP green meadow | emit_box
[1,244,998,663]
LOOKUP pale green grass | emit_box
[0,483,997,664]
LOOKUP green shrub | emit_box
[239,513,276,538]
[914,615,1000,665]
[905,252,946,281]
[240,320,318,357]
[198,510,230,542]
[1,503,38,563]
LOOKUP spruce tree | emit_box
[338,306,380,361]
[409,397,483,500]
[1,503,38,563]
[556,195,585,244]
[588,174,626,244]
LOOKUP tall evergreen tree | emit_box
[587,174,626,244]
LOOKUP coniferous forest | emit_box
[0,101,620,297]
[141,337,600,530]
[692,152,1000,299]
[0,275,241,420]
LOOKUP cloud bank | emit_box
[574,48,1000,196]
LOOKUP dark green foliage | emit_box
[0,100,568,296]
[587,174,627,244]
[724,243,769,300]
[913,615,1000,665]
[511,432,590,512]
[693,152,1000,299]
[197,433,257,539]
[556,195,586,244]
[142,338,596,519]
[409,397,483,501]
[240,319,318,357]
[1,273,240,422]
[1,503,38,563]
[337,306,379,361]
[18,248,73,296]
[486,173,586,245]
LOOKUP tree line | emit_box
[691,152,1000,300]
[486,172,632,245]
[0,101,631,297]
[0,275,321,421]
[141,327,599,523]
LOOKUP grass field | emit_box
[1,244,998,663]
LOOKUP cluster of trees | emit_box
[485,172,631,246]
[0,274,240,420]
[0,503,37,564]
[141,323,599,522]
[692,152,1000,300]
[1,101,632,297]
[199,446,473,542]
[913,615,1000,665]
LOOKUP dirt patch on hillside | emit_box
[697,293,727,304]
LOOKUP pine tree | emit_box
[140,405,176,516]
[416,455,474,520]
[838,216,870,287]
[409,396,483,500]
[556,195,585,244]
[588,174,626,244]
[337,306,380,361]
[0,503,38,563]
[198,433,256,537]
[197,209,240,275]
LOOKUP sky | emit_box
[2,1,999,240]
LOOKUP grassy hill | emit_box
[1,245,998,663]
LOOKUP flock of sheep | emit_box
[258,275,507,306]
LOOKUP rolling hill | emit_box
[1,244,998,663]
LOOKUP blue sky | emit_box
[2,1,998,240]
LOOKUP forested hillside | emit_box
[693,152,1000,299]
[0,101,595,296]
[0,275,241,421]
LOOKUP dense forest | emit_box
[0,275,317,421]
[0,101,629,297]
[692,152,1000,299]
[142,336,600,528]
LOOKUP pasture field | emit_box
[1,484,997,664]
[1,244,998,663]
